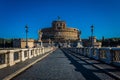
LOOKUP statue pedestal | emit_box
[76,40,83,48]
[67,43,71,48]
[37,40,43,47]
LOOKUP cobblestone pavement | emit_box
[0,52,50,79]
[12,49,116,80]
[62,48,120,80]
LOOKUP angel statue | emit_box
[38,30,43,41]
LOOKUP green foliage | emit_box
[101,37,120,47]
[0,38,13,48]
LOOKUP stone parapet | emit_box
[0,47,53,69]
[65,47,120,67]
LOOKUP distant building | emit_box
[13,39,35,48]
[82,36,102,48]
[38,18,82,47]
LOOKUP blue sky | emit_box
[0,0,120,39]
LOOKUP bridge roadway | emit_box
[12,48,118,80]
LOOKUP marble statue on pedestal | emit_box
[76,31,83,48]
[38,30,43,47]
[76,39,83,48]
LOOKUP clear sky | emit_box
[0,0,120,39]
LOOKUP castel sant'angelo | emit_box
[38,17,81,45]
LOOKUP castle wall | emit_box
[39,20,80,43]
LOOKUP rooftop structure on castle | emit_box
[39,17,81,44]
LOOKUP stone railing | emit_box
[66,47,120,67]
[0,47,53,69]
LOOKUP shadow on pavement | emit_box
[62,49,101,80]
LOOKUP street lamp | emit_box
[25,25,28,48]
[91,25,94,47]
[3,38,5,49]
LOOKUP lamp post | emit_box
[3,38,5,49]
[25,25,28,48]
[91,25,94,47]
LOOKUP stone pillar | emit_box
[95,48,100,60]
[42,47,44,54]
[40,48,42,54]
[76,48,77,53]
[80,48,82,55]
[33,49,36,57]
[37,48,39,55]
[28,49,32,59]
[92,48,98,60]
[77,48,79,54]
[20,50,25,61]
[35,48,38,56]
[106,49,112,64]
[81,48,84,55]
[18,51,21,61]
[31,49,33,57]
[77,48,79,53]
[39,48,41,55]
[44,48,47,53]
[8,50,15,66]
[84,48,86,56]
[5,53,8,65]
[89,48,92,58]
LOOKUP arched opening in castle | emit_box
[38,17,82,47]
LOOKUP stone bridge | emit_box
[0,47,120,80]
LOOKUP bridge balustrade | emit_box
[0,52,6,69]
[37,48,41,55]
[24,50,29,59]
[91,48,99,60]
[81,48,84,55]
[78,48,83,55]
[76,48,79,52]
[13,51,20,64]
[28,49,34,58]
[0,47,53,69]
[83,48,87,56]
[67,47,120,66]
[83,47,91,57]
[35,49,37,55]
[99,48,112,64]
[78,48,82,55]
[111,48,120,66]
